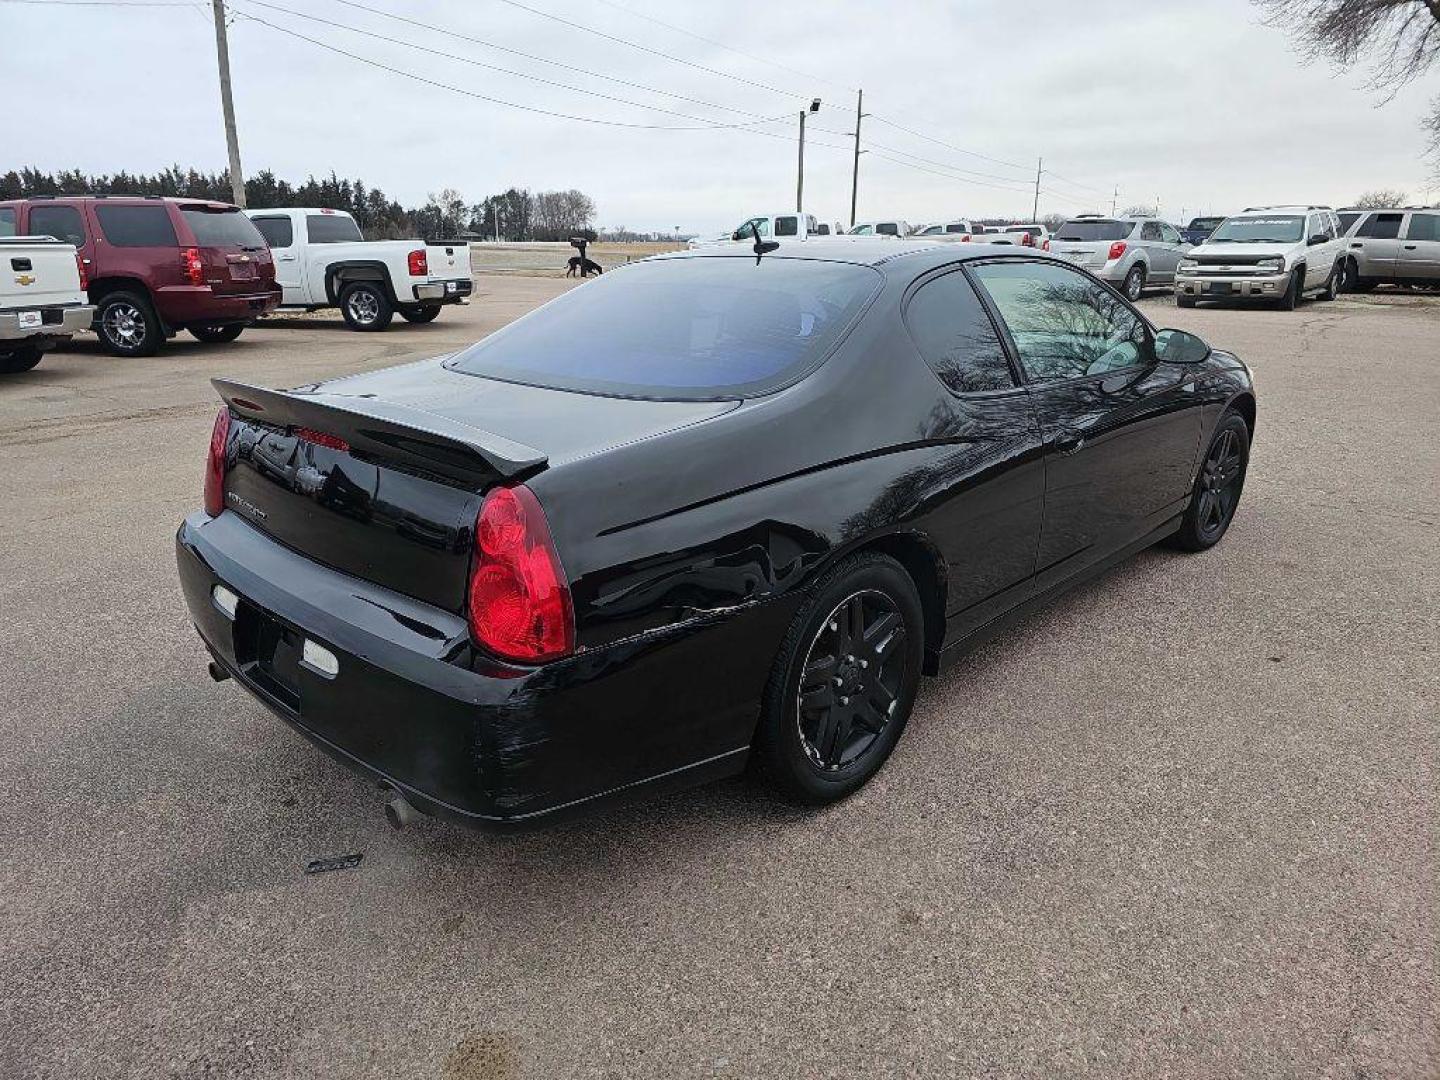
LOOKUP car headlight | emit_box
[1178,259,1199,271]
[1256,256,1285,272]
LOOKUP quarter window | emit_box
[905,270,1015,394]
[94,205,177,247]
[251,215,294,248]
[1357,213,1403,240]
[1140,221,1164,241]
[28,205,87,247]
[0,208,15,237]
[970,260,1148,384]
[1405,213,1440,242]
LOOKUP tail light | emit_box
[1021,232,1035,247]
[294,426,349,452]
[468,485,574,663]
[960,234,971,242]
[181,246,205,286]
[1042,238,1051,252]
[1108,241,1128,261]
[75,252,88,290]
[407,249,428,276]
[204,408,230,517]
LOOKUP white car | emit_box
[1175,205,1346,309]
[245,208,474,331]
[0,234,93,374]
[912,220,983,242]
[847,220,912,238]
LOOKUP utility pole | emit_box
[797,98,820,213]
[849,89,864,228]
[211,0,245,207]
[1031,157,1042,223]
[1111,185,1119,216]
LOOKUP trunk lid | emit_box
[214,360,737,611]
[1049,239,1112,267]
[179,204,276,295]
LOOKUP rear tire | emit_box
[0,343,43,373]
[1170,411,1250,552]
[96,290,162,356]
[754,553,925,805]
[339,281,393,331]
[1123,263,1146,301]
[188,323,246,344]
[400,304,442,324]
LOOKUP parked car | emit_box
[1050,215,1190,299]
[812,221,846,236]
[1175,205,1346,309]
[983,223,1051,250]
[246,208,473,331]
[913,220,983,242]
[0,195,280,356]
[1338,207,1440,291]
[177,239,1255,830]
[847,220,912,237]
[1181,216,1226,246]
[0,233,93,373]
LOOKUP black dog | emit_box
[565,256,604,278]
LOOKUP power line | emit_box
[237,0,777,126]
[586,0,856,95]
[484,0,797,99]
[231,11,798,131]
[0,0,193,5]
[867,113,1032,175]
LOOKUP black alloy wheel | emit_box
[756,553,924,803]
[1171,411,1249,551]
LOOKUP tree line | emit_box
[0,166,608,242]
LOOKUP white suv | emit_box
[1175,205,1346,310]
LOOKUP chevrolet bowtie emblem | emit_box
[15,274,35,286]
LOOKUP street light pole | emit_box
[211,0,245,207]
[849,89,864,228]
[797,98,820,214]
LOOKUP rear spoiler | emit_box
[212,378,547,486]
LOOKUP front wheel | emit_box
[0,343,43,373]
[1170,411,1250,552]
[1176,292,1196,308]
[400,304,442,324]
[1123,263,1146,301]
[339,281,394,331]
[754,553,925,804]
[188,323,246,344]
[1278,268,1302,310]
[96,290,163,356]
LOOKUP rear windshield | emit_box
[306,214,364,243]
[1055,220,1131,241]
[447,256,881,400]
[1207,215,1305,243]
[181,207,265,248]
[1187,217,1224,229]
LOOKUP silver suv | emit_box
[1174,206,1346,309]
[1049,215,1189,300]
[1340,208,1440,291]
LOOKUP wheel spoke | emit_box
[853,698,887,735]
[820,710,850,767]
[799,684,834,712]
[863,611,900,653]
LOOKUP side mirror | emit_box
[1307,234,1328,246]
[1154,328,1211,364]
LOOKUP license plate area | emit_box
[229,262,258,282]
[1206,281,1233,295]
[17,311,41,329]
[234,602,302,713]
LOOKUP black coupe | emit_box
[176,239,1255,829]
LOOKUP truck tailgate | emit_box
[1,238,84,309]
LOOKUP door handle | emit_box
[1349,242,1363,248]
[278,254,297,261]
[1403,244,1417,250]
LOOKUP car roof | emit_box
[653,237,1058,270]
[4,194,235,208]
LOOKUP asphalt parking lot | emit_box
[1,281,1435,1079]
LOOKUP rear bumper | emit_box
[176,511,781,829]
[0,303,93,340]
[1175,272,1289,299]
[154,284,281,325]
[413,278,473,303]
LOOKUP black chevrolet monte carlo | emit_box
[176,238,1255,830]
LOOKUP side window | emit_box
[970,260,1147,384]
[251,215,294,248]
[946,222,968,234]
[877,222,899,236]
[27,205,87,247]
[0,207,15,236]
[1159,222,1182,244]
[1140,221,1163,241]
[734,217,769,239]
[94,205,177,247]
[1357,213,1403,240]
[905,270,1015,394]
[775,216,798,237]
[1405,213,1440,242]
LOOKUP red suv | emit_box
[0,196,280,356]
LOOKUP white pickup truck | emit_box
[244,208,474,331]
[0,235,94,373]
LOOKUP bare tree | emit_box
[1256,0,1440,175]
[1353,187,1412,206]
[1123,204,1157,217]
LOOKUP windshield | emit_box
[918,225,944,235]
[1055,220,1131,242]
[1206,215,1305,243]
[849,224,875,235]
[447,256,882,400]
[181,207,266,248]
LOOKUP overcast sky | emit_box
[3,0,1437,232]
